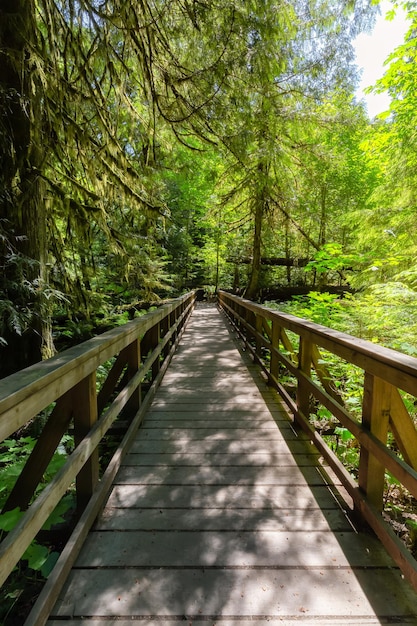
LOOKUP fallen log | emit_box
[227,257,311,267]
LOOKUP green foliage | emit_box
[161,143,223,290]
[406,519,417,549]
[0,434,73,582]
[349,282,417,350]
[0,507,22,532]
[273,291,347,328]
[327,426,358,476]
[0,0,383,359]
[276,280,417,357]
[0,437,36,504]
[305,243,361,278]
[0,434,73,514]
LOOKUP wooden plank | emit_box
[158,376,264,389]
[161,365,258,378]
[138,427,291,440]
[115,464,325,486]
[96,506,352,532]
[128,438,323,455]
[50,568,417,620]
[106,483,347,510]
[121,452,319,466]
[150,404,292,416]
[146,404,288,413]
[153,389,268,401]
[142,417,289,428]
[76,528,394,569]
[48,620,415,626]
[142,415,287,427]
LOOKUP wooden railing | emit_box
[0,291,195,624]
[218,290,417,591]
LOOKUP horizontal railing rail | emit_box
[0,291,195,625]
[218,290,417,591]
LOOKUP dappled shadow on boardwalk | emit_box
[48,304,417,625]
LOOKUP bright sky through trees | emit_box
[353,1,408,118]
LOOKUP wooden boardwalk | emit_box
[48,304,417,625]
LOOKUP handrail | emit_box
[0,292,195,617]
[218,290,417,591]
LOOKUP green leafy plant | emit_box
[272,291,348,329]
[0,432,76,623]
[305,243,360,277]
[0,436,74,569]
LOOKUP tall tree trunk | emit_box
[0,1,53,378]
[233,264,240,293]
[285,217,291,285]
[245,197,263,300]
[318,184,327,287]
[245,155,269,300]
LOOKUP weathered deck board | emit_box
[48,303,417,625]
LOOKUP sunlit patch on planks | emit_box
[48,303,417,625]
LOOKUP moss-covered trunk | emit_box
[244,198,263,300]
[0,1,53,378]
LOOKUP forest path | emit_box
[48,303,417,625]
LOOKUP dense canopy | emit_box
[0,0,415,376]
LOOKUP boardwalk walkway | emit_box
[48,304,417,624]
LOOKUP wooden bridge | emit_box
[1,292,417,624]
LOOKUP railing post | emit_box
[160,313,170,359]
[169,309,177,345]
[270,319,280,383]
[255,314,263,361]
[152,322,161,379]
[296,337,312,426]
[177,298,186,335]
[236,302,242,333]
[141,320,160,384]
[238,302,245,334]
[246,309,256,346]
[125,338,141,416]
[358,373,391,510]
[73,372,99,511]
